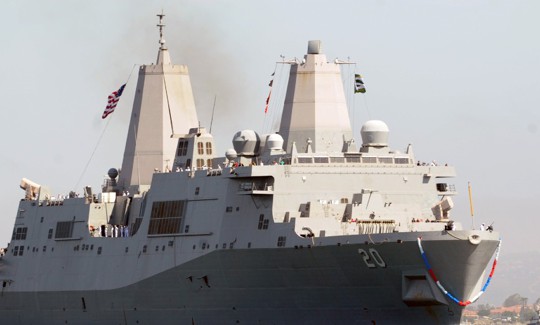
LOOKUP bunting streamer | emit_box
[417,237,501,306]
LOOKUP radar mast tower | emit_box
[118,13,199,193]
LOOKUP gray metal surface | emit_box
[0,236,498,324]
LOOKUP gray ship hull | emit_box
[0,233,499,324]
[1,19,501,325]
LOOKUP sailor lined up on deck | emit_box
[95,224,130,237]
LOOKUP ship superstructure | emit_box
[0,15,500,325]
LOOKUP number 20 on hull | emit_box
[358,248,387,268]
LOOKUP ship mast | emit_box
[118,13,199,193]
[278,40,354,154]
[157,12,166,48]
[156,11,170,64]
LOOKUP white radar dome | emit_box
[232,130,261,156]
[266,133,284,150]
[225,148,238,160]
[361,120,389,147]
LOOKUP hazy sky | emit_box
[1,0,539,305]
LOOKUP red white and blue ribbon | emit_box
[417,237,501,307]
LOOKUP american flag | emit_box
[102,84,126,119]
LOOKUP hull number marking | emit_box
[358,248,386,268]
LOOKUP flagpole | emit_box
[468,181,475,230]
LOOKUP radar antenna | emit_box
[157,11,166,49]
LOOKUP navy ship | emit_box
[0,14,500,324]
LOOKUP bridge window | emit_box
[314,157,329,163]
[176,141,188,156]
[206,142,212,155]
[258,214,270,230]
[197,142,204,155]
[258,214,264,229]
[298,157,312,164]
[395,157,410,164]
[13,246,24,256]
[196,159,205,169]
[12,227,28,240]
[277,236,286,247]
[362,156,377,163]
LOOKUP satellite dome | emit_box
[225,149,238,160]
[361,120,389,147]
[108,168,119,179]
[232,130,261,156]
[266,133,284,150]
